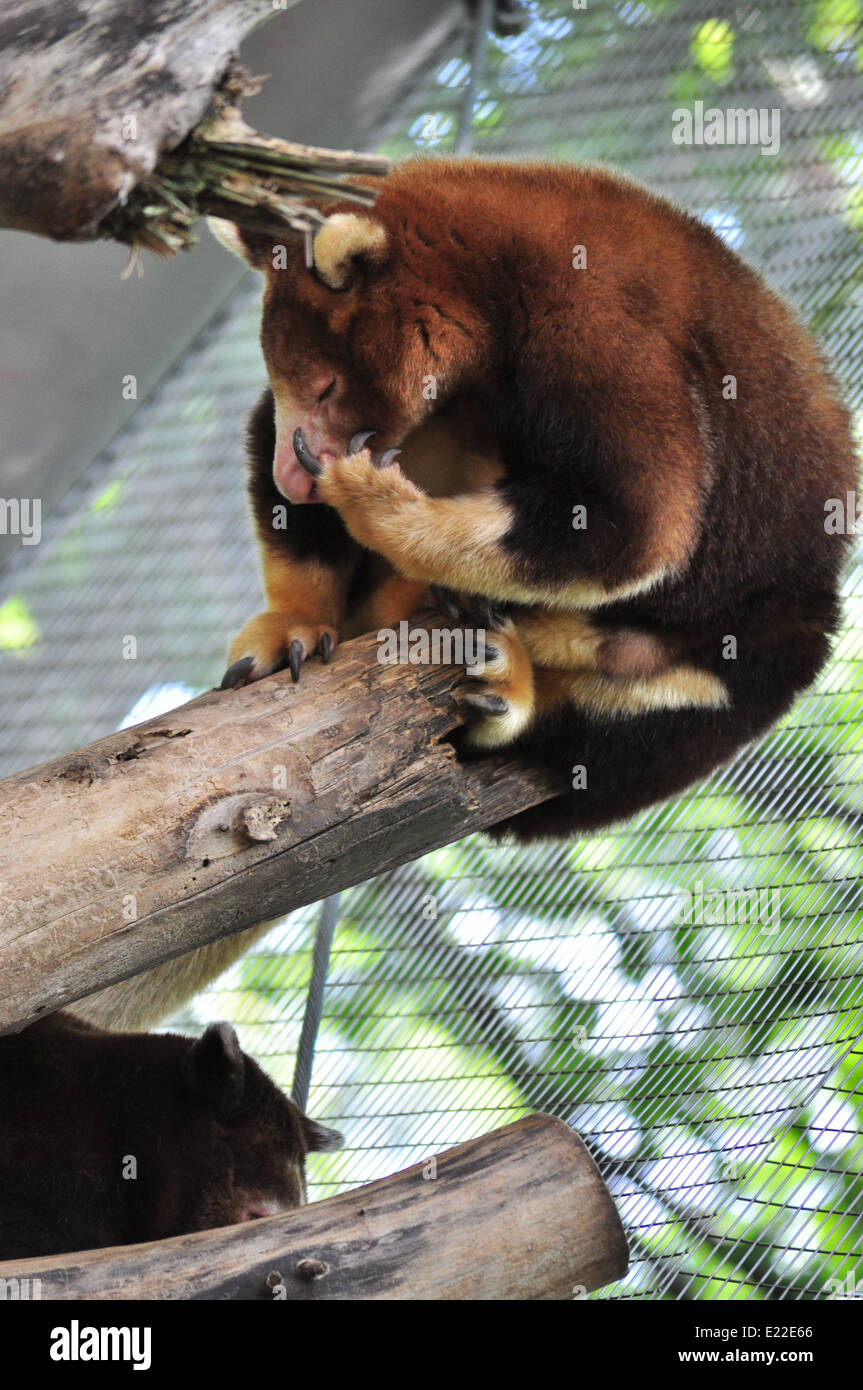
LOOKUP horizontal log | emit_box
[0,622,562,1034]
[0,1115,629,1300]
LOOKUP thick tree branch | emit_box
[0,1115,628,1300]
[0,1,390,251]
[0,623,562,1035]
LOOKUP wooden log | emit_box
[0,0,277,240]
[0,1115,629,1300]
[0,1,390,251]
[0,622,563,1035]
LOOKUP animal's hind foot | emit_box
[455,616,535,748]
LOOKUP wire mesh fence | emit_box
[0,0,861,1298]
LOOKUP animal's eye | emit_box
[317,377,337,403]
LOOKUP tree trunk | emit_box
[0,1,390,252]
[0,1115,628,1300]
[0,623,562,1035]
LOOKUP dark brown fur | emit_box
[218,157,855,838]
[0,1013,341,1259]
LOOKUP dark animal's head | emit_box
[162,1022,342,1237]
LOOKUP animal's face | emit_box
[172,1023,342,1236]
[210,207,488,503]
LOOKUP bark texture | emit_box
[0,623,562,1034]
[0,1115,629,1300]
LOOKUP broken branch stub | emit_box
[0,1,390,252]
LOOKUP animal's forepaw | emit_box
[456,617,535,749]
[294,428,424,541]
[221,612,338,688]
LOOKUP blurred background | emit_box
[0,0,861,1299]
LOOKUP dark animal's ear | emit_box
[311,212,390,291]
[302,1116,344,1152]
[185,1022,246,1119]
[207,218,274,271]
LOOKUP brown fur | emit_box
[220,155,854,765]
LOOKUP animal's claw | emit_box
[220,656,255,690]
[320,631,334,664]
[428,587,507,631]
[376,447,402,469]
[348,430,376,455]
[294,427,322,477]
[430,585,463,621]
[295,429,399,478]
[459,691,510,717]
[289,638,304,682]
[483,599,506,630]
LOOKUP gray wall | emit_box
[0,0,461,569]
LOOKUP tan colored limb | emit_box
[532,662,729,721]
[342,568,431,640]
[226,546,351,683]
[316,450,683,611]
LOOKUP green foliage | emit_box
[690,18,736,83]
[0,596,38,650]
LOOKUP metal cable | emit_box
[292,894,342,1112]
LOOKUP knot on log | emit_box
[239,797,293,843]
[184,792,294,863]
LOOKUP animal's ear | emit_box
[184,1022,246,1119]
[207,217,273,271]
[312,212,390,290]
[302,1115,344,1152]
